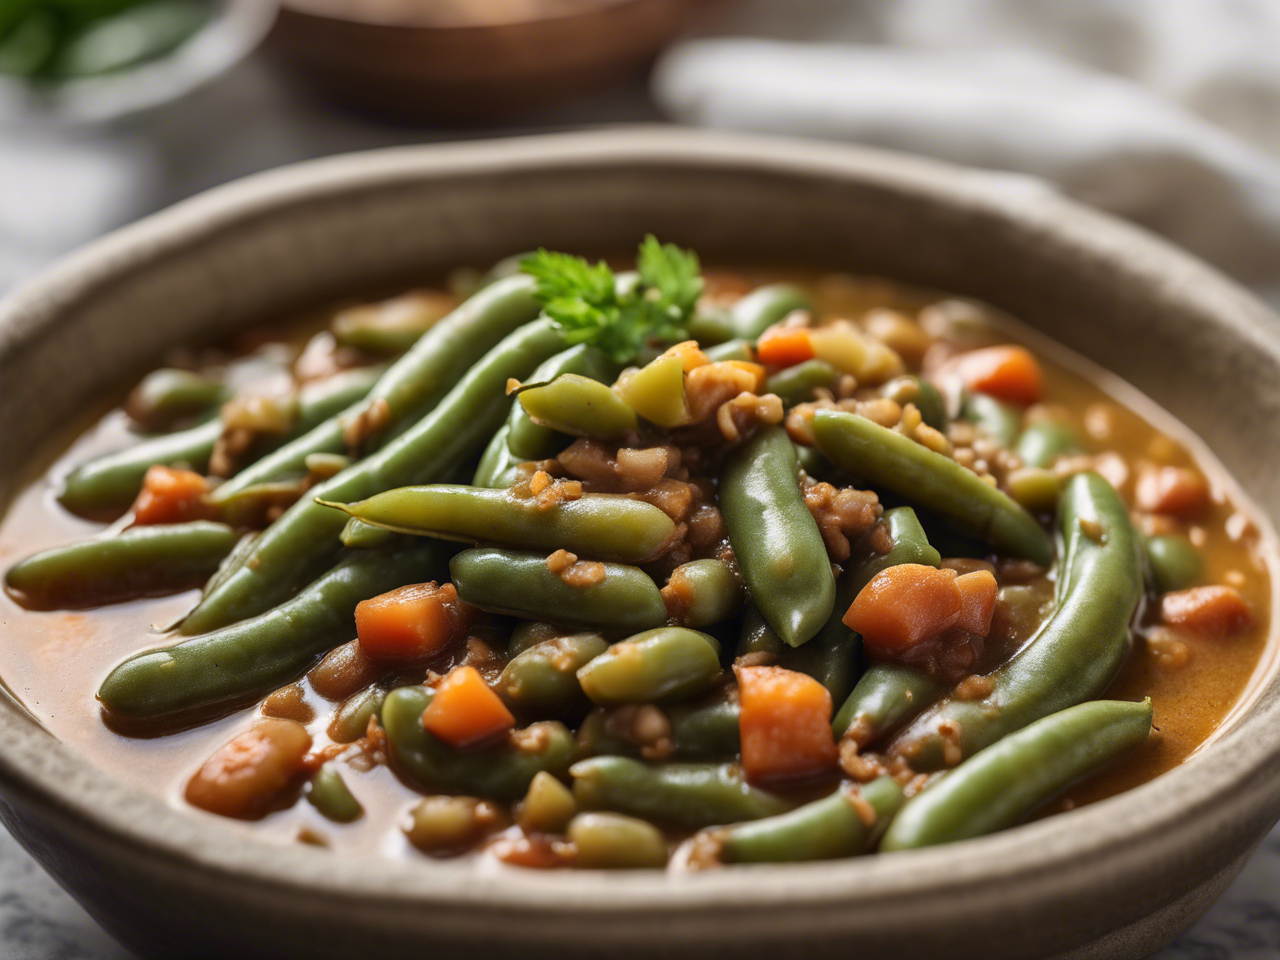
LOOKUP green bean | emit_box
[570,757,790,828]
[1015,419,1084,469]
[578,628,722,706]
[339,517,398,550]
[517,771,578,834]
[209,276,540,505]
[664,559,742,629]
[382,685,573,801]
[474,345,617,488]
[124,368,227,430]
[764,360,841,407]
[517,374,638,440]
[1145,534,1203,593]
[831,507,945,743]
[569,813,669,869]
[737,606,856,703]
[717,777,904,863]
[890,471,1142,770]
[5,522,236,611]
[687,309,734,346]
[305,763,363,823]
[60,365,383,516]
[451,547,666,635]
[507,621,566,658]
[721,426,835,647]
[97,542,448,722]
[730,285,813,340]
[183,318,566,634]
[811,410,1053,565]
[321,486,674,564]
[575,691,741,760]
[330,293,453,354]
[702,339,755,363]
[881,699,1152,850]
[881,376,947,433]
[328,685,386,743]
[794,443,835,479]
[962,392,1022,448]
[497,633,608,716]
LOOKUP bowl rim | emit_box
[2,126,1280,923]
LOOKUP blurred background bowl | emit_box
[268,0,736,123]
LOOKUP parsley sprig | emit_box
[519,236,703,364]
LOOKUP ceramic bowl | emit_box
[1,129,1279,960]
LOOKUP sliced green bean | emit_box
[575,691,741,760]
[328,685,386,743]
[517,374,638,440]
[962,392,1022,448]
[209,275,540,505]
[881,699,1152,850]
[330,293,453,354]
[507,621,567,658]
[717,777,904,863]
[811,410,1053,565]
[124,368,228,430]
[721,426,835,647]
[664,559,742,629]
[97,542,448,722]
[569,813,669,869]
[890,471,1142,770]
[60,365,383,516]
[322,486,674,564]
[577,628,722,706]
[702,339,754,363]
[474,345,617,488]
[1145,534,1203,593]
[1015,419,1084,469]
[382,685,573,801]
[570,757,791,829]
[5,522,236,611]
[881,376,947,433]
[497,633,608,716]
[517,771,578,834]
[737,606,856,703]
[451,547,666,635]
[730,285,813,340]
[765,360,841,407]
[305,763,363,823]
[183,318,566,634]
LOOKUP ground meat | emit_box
[556,439,685,492]
[802,480,882,562]
[686,361,765,422]
[889,625,985,684]
[510,471,584,509]
[341,396,391,450]
[715,392,784,441]
[546,549,606,588]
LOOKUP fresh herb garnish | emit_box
[520,236,702,364]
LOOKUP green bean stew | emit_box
[0,242,1271,870]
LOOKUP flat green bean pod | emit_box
[765,360,841,407]
[321,485,675,564]
[1015,419,1083,469]
[890,471,1142,770]
[962,392,1022,448]
[450,547,667,635]
[881,699,1152,850]
[517,374,638,440]
[811,410,1054,565]
[577,628,722,706]
[730,284,813,340]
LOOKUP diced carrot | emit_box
[423,665,515,747]
[184,718,311,819]
[132,465,213,525]
[954,570,998,636]
[355,582,469,663]
[951,346,1043,406]
[736,665,838,783]
[1161,585,1252,638]
[1135,465,1210,518]
[757,326,815,367]
[843,563,962,655]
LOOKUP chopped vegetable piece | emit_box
[612,352,690,428]
[951,346,1043,406]
[185,719,311,820]
[756,326,815,367]
[355,581,470,664]
[843,564,962,655]
[954,570,998,636]
[736,665,838,783]
[131,465,212,525]
[1135,465,1211,519]
[1161,586,1252,638]
[423,666,516,747]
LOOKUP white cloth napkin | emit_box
[654,0,1280,285]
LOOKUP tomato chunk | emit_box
[423,665,515,747]
[954,570,998,636]
[843,563,962,655]
[132,465,212,525]
[1161,585,1251,638]
[736,665,838,783]
[356,582,469,663]
[952,346,1043,406]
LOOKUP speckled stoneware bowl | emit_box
[2,129,1279,960]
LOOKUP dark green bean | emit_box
[59,365,382,516]
[1015,419,1084,469]
[764,360,841,406]
[328,685,386,743]
[330,292,453,354]
[382,685,574,801]
[881,699,1152,850]
[577,628,722,705]
[183,318,566,634]
[717,776,904,863]
[451,547,666,635]
[497,633,608,716]
[737,606,856,704]
[124,368,227,430]
[962,392,1022,448]
[5,522,236,611]
[570,757,791,828]
[721,426,835,647]
[730,285,813,340]
[97,542,448,721]
[321,486,674,564]
[811,410,1053,565]
[687,309,734,346]
[339,517,398,550]
[890,471,1142,770]
[664,559,742,629]
[517,375,638,440]
[507,621,567,658]
[305,763,363,823]
[575,691,741,760]
[1146,534,1203,593]
[209,276,540,505]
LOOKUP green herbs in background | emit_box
[520,235,703,364]
[0,0,209,80]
